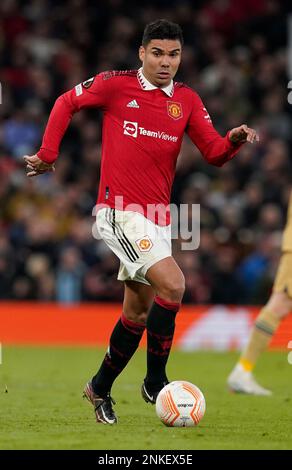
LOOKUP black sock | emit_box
[92,314,145,397]
[145,296,180,391]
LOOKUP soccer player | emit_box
[228,194,292,396]
[24,19,258,424]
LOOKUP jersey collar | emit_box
[137,68,174,97]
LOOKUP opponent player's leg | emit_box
[85,281,154,422]
[141,256,185,403]
[228,253,292,395]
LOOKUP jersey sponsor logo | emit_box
[123,120,138,137]
[123,120,178,142]
[135,236,153,252]
[167,101,183,120]
[82,77,95,88]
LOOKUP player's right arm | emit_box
[24,74,109,177]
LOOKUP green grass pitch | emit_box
[0,347,291,450]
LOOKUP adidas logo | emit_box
[127,99,139,108]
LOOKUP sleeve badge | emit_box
[82,77,95,88]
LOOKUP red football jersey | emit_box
[37,69,242,225]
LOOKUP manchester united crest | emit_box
[135,236,153,252]
[167,101,183,120]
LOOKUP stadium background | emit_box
[1,0,292,453]
[0,0,292,350]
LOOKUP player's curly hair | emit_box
[142,19,184,46]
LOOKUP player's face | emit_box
[139,39,182,87]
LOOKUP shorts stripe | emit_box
[106,209,139,263]
[111,209,139,261]
[112,209,139,259]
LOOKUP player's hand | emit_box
[229,124,259,144]
[23,154,55,177]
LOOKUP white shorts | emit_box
[96,208,172,285]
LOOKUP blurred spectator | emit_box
[237,232,281,303]
[26,253,55,300]
[56,246,85,304]
[210,245,244,304]
[1,109,41,159]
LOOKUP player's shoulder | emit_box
[174,81,201,101]
[80,70,138,94]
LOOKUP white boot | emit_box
[227,363,272,396]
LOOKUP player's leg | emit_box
[84,208,155,423]
[141,256,185,403]
[86,281,154,421]
[228,253,292,395]
[123,279,154,324]
[239,291,292,370]
[92,280,154,397]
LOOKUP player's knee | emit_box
[157,277,185,303]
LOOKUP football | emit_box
[155,381,206,427]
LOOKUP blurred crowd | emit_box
[0,0,291,304]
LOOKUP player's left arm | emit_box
[186,93,259,166]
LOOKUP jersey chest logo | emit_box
[167,101,183,120]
